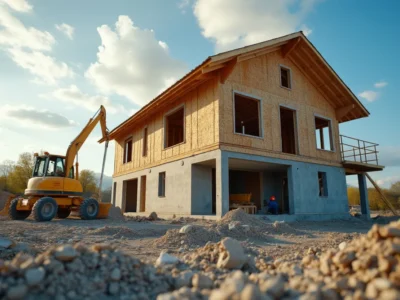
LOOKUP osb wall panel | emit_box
[220,50,342,164]
[114,78,219,177]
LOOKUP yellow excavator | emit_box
[5,105,112,221]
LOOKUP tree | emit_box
[347,186,360,206]
[79,169,98,196]
[389,181,400,197]
[6,153,34,194]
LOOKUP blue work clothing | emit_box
[268,201,278,215]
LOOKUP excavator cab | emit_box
[32,154,68,178]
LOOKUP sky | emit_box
[0,0,399,189]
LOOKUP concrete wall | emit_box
[113,150,220,216]
[191,165,213,215]
[221,150,349,216]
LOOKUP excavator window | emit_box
[47,157,66,177]
[32,157,47,177]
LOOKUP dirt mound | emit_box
[153,226,220,249]
[219,209,269,227]
[107,205,125,221]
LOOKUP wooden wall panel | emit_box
[113,78,220,177]
[220,49,342,164]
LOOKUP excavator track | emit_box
[0,195,15,216]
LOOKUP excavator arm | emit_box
[64,105,109,180]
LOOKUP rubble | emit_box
[217,238,248,269]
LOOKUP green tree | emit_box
[79,169,98,195]
[6,153,34,194]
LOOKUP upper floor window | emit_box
[280,66,292,89]
[165,106,184,148]
[123,138,133,163]
[142,127,148,157]
[315,116,333,151]
[234,93,262,137]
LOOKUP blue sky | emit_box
[0,0,398,188]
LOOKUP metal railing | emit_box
[340,135,379,165]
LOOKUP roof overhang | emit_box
[108,31,369,141]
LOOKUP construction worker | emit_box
[268,195,278,215]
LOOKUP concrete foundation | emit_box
[112,149,350,219]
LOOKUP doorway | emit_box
[124,179,138,212]
[280,107,298,155]
[140,176,146,212]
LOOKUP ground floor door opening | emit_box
[124,178,138,213]
[140,176,146,212]
[228,158,290,215]
[191,159,216,215]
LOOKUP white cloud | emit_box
[193,0,319,52]
[374,81,388,88]
[44,85,129,115]
[85,15,187,106]
[0,5,54,51]
[178,0,191,13]
[299,24,312,36]
[376,176,400,188]
[7,48,74,85]
[55,23,75,40]
[358,90,379,102]
[0,0,32,12]
[0,105,77,129]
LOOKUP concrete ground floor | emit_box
[111,149,369,220]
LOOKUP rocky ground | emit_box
[0,209,399,299]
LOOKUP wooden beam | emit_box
[282,37,301,58]
[366,173,398,216]
[220,58,237,84]
[202,63,226,74]
[336,104,355,120]
[237,46,281,62]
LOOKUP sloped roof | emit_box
[107,31,369,140]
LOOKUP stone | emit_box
[0,237,13,249]
[148,212,158,221]
[260,275,285,298]
[380,289,400,300]
[338,242,347,250]
[217,238,247,269]
[228,222,239,230]
[192,273,213,289]
[156,252,180,266]
[25,267,46,286]
[240,284,267,300]
[110,268,121,281]
[54,245,78,262]
[371,278,391,290]
[7,284,27,300]
[175,270,194,288]
[179,225,194,234]
[242,225,251,232]
[108,282,119,295]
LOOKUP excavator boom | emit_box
[64,105,109,179]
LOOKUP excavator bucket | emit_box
[97,202,112,219]
[0,195,15,216]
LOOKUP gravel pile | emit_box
[0,243,174,300]
[153,226,220,249]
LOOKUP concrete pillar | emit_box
[287,166,295,215]
[216,151,229,217]
[358,173,370,218]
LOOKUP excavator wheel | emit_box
[56,208,71,219]
[79,198,99,220]
[8,198,31,220]
[32,197,58,222]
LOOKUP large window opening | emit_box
[315,117,333,151]
[158,172,166,197]
[123,138,132,163]
[318,172,328,197]
[234,93,261,137]
[280,107,298,154]
[142,127,148,157]
[165,107,184,148]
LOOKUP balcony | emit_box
[340,135,384,174]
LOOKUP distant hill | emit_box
[95,173,113,190]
